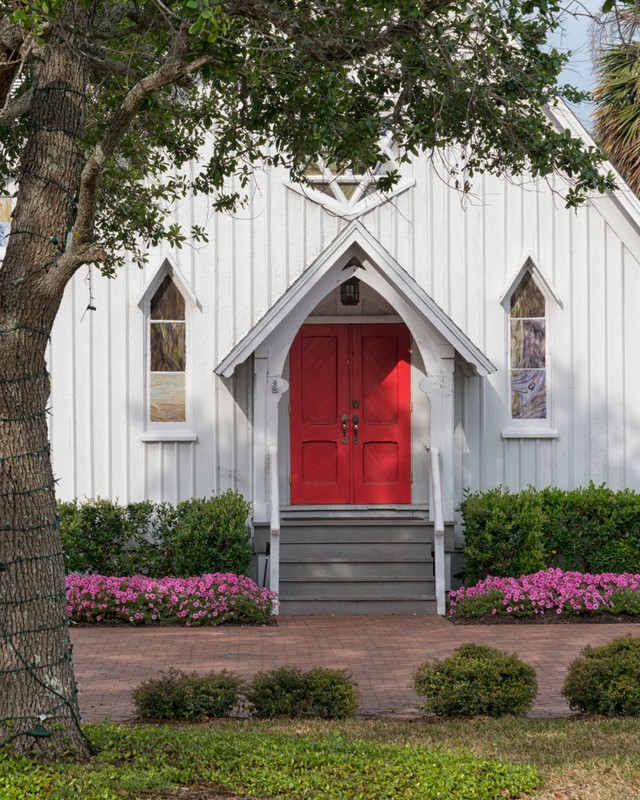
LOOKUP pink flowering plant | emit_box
[449,568,640,619]
[66,573,278,626]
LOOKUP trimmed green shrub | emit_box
[132,668,242,720]
[171,491,253,577]
[58,498,171,576]
[459,483,640,584]
[413,643,538,717]
[458,487,547,583]
[562,636,640,716]
[246,666,359,719]
[59,490,251,577]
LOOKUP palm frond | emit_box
[594,43,640,194]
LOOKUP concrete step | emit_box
[258,515,440,615]
[280,559,432,580]
[279,596,437,615]
[281,506,429,521]
[279,577,434,599]
[279,542,432,560]
[279,525,431,543]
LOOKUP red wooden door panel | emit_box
[290,325,350,504]
[290,323,411,504]
[351,324,411,504]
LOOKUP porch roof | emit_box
[215,221,496,378]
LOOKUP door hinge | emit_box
[410,401,413,414]
[288,472,292,485]
[410,471,413,484]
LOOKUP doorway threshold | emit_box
[281,505,429,520]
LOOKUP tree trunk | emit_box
[0,1,94,759]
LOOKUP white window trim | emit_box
[501,427,558,439]
[139,259,198,442]
[285,133,416,220]
[285,177,416,220]
[501,257,560,438]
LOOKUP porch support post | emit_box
[253,355,269,522]
[419,347,455,613]
[266,374,289,612]
[427,446,446,615]
[421,348,455,519]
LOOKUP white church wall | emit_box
[49,150,640,506]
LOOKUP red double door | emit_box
[290,323,411,504]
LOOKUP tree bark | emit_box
[0,1,94,759]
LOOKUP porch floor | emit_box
[69,616,640,722]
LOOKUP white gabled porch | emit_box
[215,221,495,615]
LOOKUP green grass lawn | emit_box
[2,717,640,799]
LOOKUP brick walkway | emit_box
[70,616,640,722]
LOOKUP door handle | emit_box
[341,414,348,444]
[353,415,359,445]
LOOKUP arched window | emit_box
[510,272,546,420]
[149,275,186,423]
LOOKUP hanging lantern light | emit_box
[340,277,360,306]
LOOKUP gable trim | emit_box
[284,178,416,221]
[546,100,640,267]
[137,257,199,310]
[215,221,496,378]
[499,255,562,309]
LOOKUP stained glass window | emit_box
[510,272,546,420]
[149,276,186,423]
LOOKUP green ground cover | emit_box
[0,722,536,799]
[3,717,640,799]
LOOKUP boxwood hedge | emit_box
[59,490,252,577]
[459,483,640,584]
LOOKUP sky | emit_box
[548,0,602,131]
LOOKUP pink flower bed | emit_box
[66,573,278,626]
[449,568,640,619]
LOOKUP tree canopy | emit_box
[0,0,617,761]
[0,0,616,278]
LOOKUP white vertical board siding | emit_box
[49,153,640,509]
[623,242,640,488]
[49,276,77,499]
[455,178,640,496]
[109,266,131,502]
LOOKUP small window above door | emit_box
[286,134,416,220]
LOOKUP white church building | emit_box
[46,101,640,614]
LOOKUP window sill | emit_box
[501,427,558,439]
[140,430,198,443]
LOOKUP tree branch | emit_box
[0,86,32,125]
[64,27,211,277]
[219,0,452,62]
[0,17,26,109]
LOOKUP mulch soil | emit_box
[451,612,640,625]
[139,785,257,800]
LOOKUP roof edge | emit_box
[215,221,496,378]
